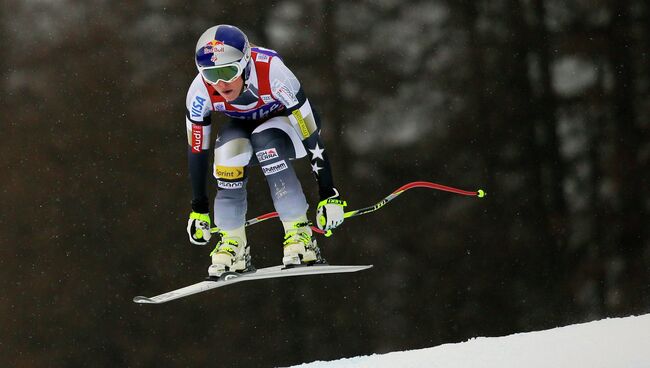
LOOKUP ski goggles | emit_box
[200,63,243,84]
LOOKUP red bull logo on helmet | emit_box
[204,40,225,53]
[204,40,225,63]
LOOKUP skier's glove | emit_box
[187,212,212,246]
[316,189,347,236]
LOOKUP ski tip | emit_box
[133,296,157,304]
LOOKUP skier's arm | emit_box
[186,76,213,211]
[295,103,347,231]
[186,113,211,213]
[281,89,337,200]
[185,76,213,245]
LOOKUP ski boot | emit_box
[208,226,251,277]
[282,217,323,266]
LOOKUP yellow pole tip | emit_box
[477,189,486,198]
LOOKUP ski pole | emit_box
[340,181,485,221]
[210,181,485,236]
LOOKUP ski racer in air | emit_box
[184,25,346,277]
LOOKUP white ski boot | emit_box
[208,226,251,277]
[282,217,323,266]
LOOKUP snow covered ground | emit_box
[289,314,650,368]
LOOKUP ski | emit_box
[133,264,372,304]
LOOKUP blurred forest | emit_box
[1,0,649,367]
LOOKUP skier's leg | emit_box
[251,117,321,265]
[209,121,253,276]
[251,130,308,222]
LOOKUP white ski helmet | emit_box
[195,25,251,84]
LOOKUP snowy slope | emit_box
[289,314,650,368]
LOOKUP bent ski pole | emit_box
[341,181,485,220]
[211,181,485,235]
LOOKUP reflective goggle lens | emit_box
[201,65,240,84]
